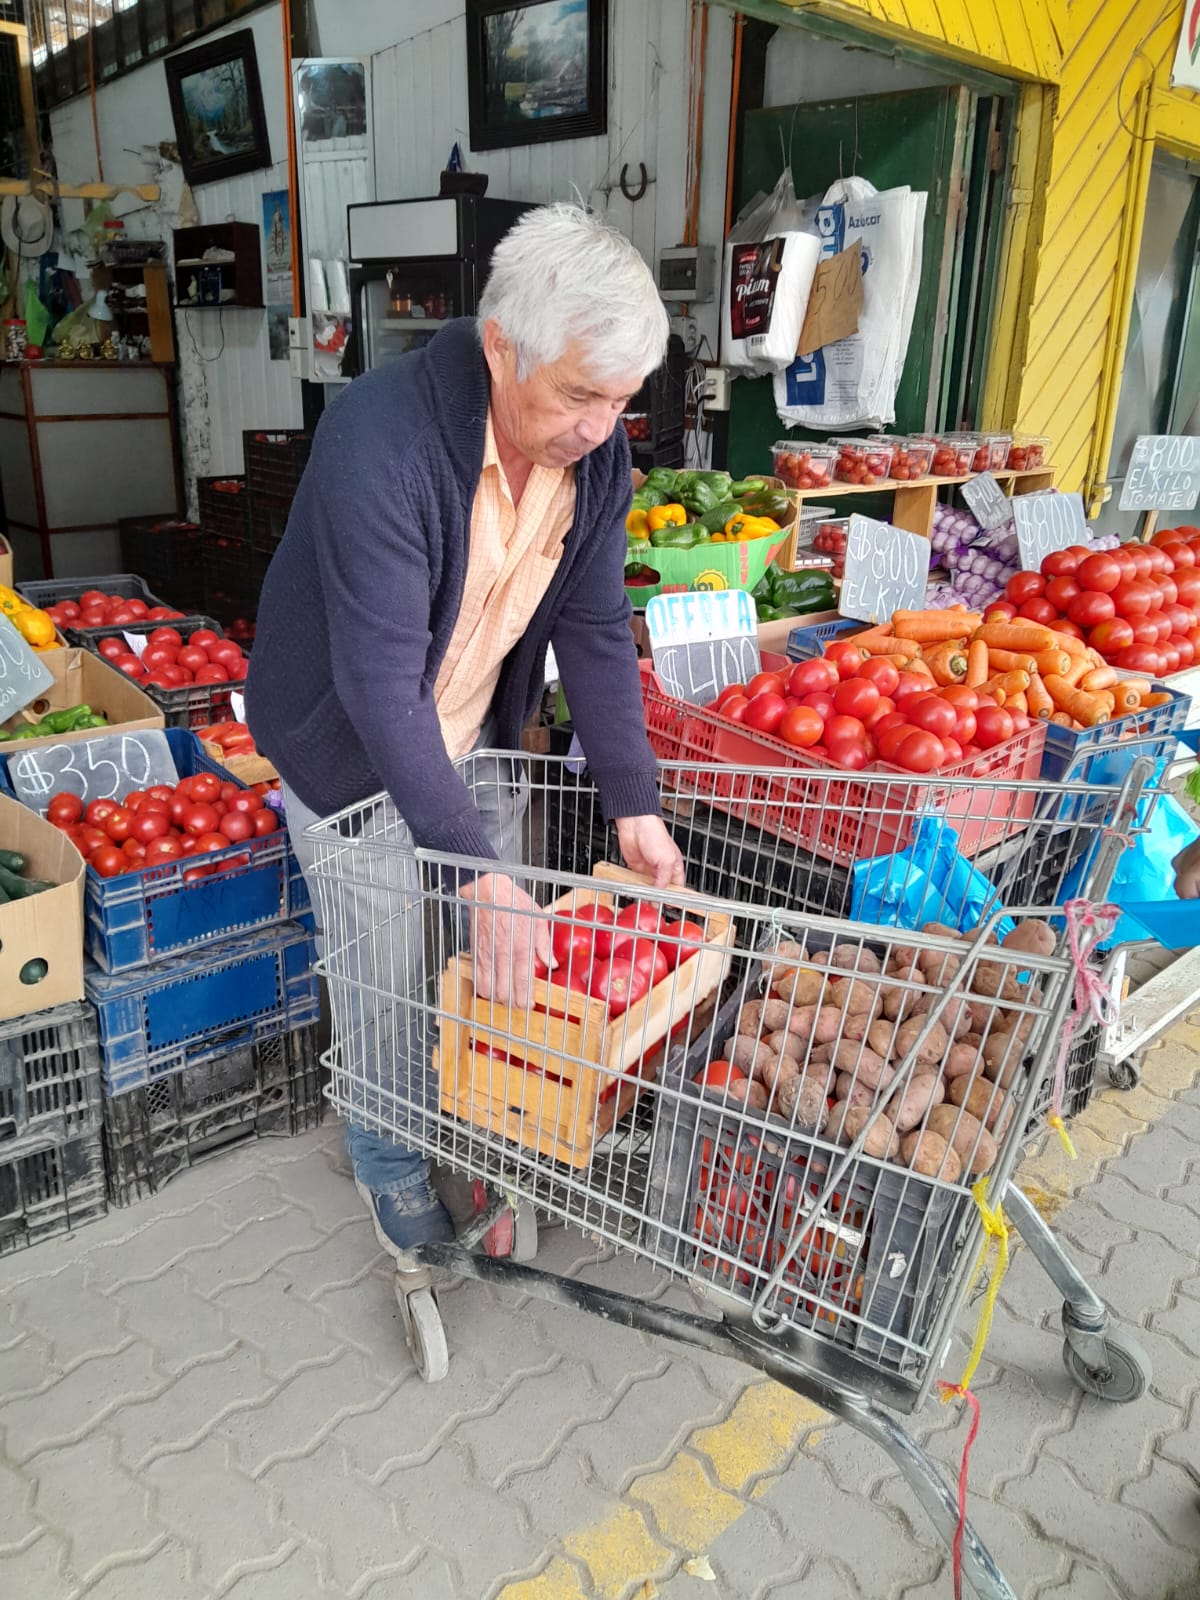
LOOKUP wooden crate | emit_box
[435,867,734,1168]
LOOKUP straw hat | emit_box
[1,194,54,257]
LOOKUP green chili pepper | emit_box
[730,477,768,497]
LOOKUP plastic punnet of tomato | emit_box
[834,438,895,485]
[770,441,838,490]
[934,433,983,476]
[880,437,934,482]
[980,433,1013,472]
[1007,434,1049,471]
[622,412,651,442]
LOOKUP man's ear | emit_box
[481,318,511,373]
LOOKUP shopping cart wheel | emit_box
[1106,1054,1141,1092]
[397,1282,449,1383]
[511,1201,538,1262]
[1062,1325,1150,1404]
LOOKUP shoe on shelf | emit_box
[355,1174,455,1264]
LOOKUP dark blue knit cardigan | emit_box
[245,318,660,861]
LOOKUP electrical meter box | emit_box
[657,245,716,303]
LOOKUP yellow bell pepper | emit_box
[647,502,688,533]
[626,508,651,539]
[12,607,56,647]
[0,584,29,618]
[724,513,781,541]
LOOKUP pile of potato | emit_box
[710,917,1057,1186]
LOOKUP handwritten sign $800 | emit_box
[645,590,762,705]
[1012,489,1089,571]
[7,729,179,815]
[1119,435,1200,512]
[840,515,930,624]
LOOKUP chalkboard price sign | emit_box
[645,590,762,705]
[1012,490,1089,571]
[8,729,179,814]
[840,515,930,624]
[0,614,55,722]
[962,472,1014,532]
[1119,435,1200,512]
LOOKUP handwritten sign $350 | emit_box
[7,729,179,815]
[840,515,930,624]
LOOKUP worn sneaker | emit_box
[355,1173,455,1263]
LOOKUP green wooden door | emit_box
[727,87,974,479]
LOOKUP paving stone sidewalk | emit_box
[0,1043,1198,1600]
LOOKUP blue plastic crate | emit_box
[1040,684,1191,785]
[86,919,320,1095]
[0,729,309,975]
[786,617,862,661]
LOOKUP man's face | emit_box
[483,323,644,469]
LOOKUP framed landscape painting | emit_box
[165,30,271,186]
[466,0,608,151]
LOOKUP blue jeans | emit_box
[283,746,528,1196]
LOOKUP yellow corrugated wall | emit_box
[773,0,1200,502]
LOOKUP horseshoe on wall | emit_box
[619,161,648,202]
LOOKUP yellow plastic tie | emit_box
[1047,1112,1077,1160]
[941,1177,1010,1401]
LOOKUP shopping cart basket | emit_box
[304,754,1153,1600]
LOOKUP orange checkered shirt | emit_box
[435,409,576,759]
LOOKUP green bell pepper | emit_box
[630,486,668,512]
[643,468,679,493]
[771,569,836,615]
[649,521,708,550]
[673,470,733,515]
[737,489,793,522]
[624,561,661,588]
[730,477,768,497]
[755,603,790,622]
[697,499,742,534]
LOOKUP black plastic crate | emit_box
[197,476,251,543]
[103,1024,323,1206]
[81,615,235,731]
[249,501,290,557]
[0,1131,107,1254]
[244,430,311,506]
[627,332,686,448]
[15,572,182,644]
[201,536,258,626]
[118,517,207,614]
[1028,1023,1101,1129]
[1,1001,104,1154]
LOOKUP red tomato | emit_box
[824,714,867,746]
[779,705,824,747]
[1148,547,1173,575]
[1113,581,1154,618]
[121,838,147,863]
[91,845,126,878]
[616,937,670,988]
[743,692,789,735]
[586,956,648,1017]
[1044,576,1081,611]
[825,640,867,680]
[877,723,915,762]
[1076,553,1121,593]
[1067,590,1116,628]
[951,705,977,745]
[895,730,944,772]
[1175,569,1200,606]
[974,706,1015,748]
[1165,603,1194,636]
[188,771,222,804]
[832,677,880,719]
[209,642,245,671]
[97,637,125,660]
[145,835,183,864]
[47,793,83,825]
[1007,712,1032,732]
[906,696,957,740]
[787,659,837,697]
[1088,617,1134,656]
[194,665,230,685]
[1005,571,1046,604]
[147,627,182,649]
[183,803,220,836]
[130,811,170,843]
[857,657,899,697]
[1162,643,1182,673]
[1152,612,1174,644]
[189,628,222,652]
[983,601,1018,623]
[747,670,788,700]
[1152,528,1184,547]
[799,690,835,720]
[940,735,964,765]
[177,645,210,674]
[551,918,594,971]
[873,710,908,739]
[1129,546,1154,579]
[141,644,178,670]
[251,809,279,836]
[1173,635,1196,667]
[615,901,663,938]
[1114,644,1164,675]
[1153,574,1180,607]
[103,806,134,843]
[85,798,118,828]
[658,920,706,969]
[1041,544,1089,577]
[1130,616,1160,645]
[722,695,750,722]
[1018,597,1061,625]
[826,740,870,770]
[192,832,232,854]
[695,1061,747,1093]
[893,671,930,704]
[939,685,979,709]
[182,864,215,883]
[1054,618,1086,640]
[713,683,747,710]
[1162,542,1195,568]
[864,696,897,732]
[226,790,264,815]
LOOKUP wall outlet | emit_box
[700,365,731,412]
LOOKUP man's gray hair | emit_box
[478,203,669,383]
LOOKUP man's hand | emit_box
[615,815,686,889]
[1173,838,1200,899]
[461,872,552,1007]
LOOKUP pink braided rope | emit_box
[1050,899,1120,1123]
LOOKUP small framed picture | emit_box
[466,0,608,152]
[165,30,271,187]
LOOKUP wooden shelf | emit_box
[783,466,1056,500]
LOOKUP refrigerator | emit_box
[344,195,534,376]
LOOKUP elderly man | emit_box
[247,203,684,1256]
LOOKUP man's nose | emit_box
[577,405,617,447]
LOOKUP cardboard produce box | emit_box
[626,472,799,604]
[0,534,12,589]
[1,648,164,750]
[0,793,85,1021]
[199,740,279,785]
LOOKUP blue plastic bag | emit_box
[1061,790,1200,946]
[851,814,1015,939]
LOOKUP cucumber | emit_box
[19,958,49,985]
[0,864,52,899]
[0,848,27,873]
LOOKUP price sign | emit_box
[645,590,761,705]
[0,613,55,721]
[840,515,930,624]
[962,472,1014,533]
[1012,490,1089,570]
[1119,435,1200,512]
[7,730,179,815]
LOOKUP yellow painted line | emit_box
[498,1037,1199,1598]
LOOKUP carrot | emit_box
[1048,627,1088,654]
[1049,711,1074,727]
[1007,691,1029,714]
[853,627,900,655]
[984,669,1031,698]
[906,657,936,680]
[965,638,989,688]
[893,609,982,643]
[925,640,969,685]
[973,621,1057,651]
[1032,648,1073,678]
[1060,656,1091,687]
[1109,680,1143,712]
[1118,676,1152,702]
[880,653,918,672]
[1043,675,1115,727]
[986,648,1038,674]
[1080,665,1118,692]
[1025,675,1053,720]
[1142,691,1174,708]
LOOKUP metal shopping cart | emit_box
[304,754,1154,1600]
